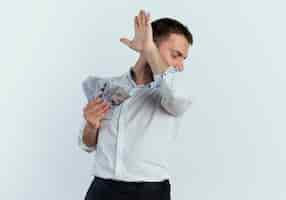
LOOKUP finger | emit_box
[95,122,100,129]
[85,100,109,113]
[98,113,106,121]
[98,102,110,111]
[95,100,110,110]
[134,16,139,30]
[146,12,151,25]
[141,10,146,28]
[92,119,100,129]
[84,97,103,112]
[84,106,109,122]
[91,101,110,112]
[92,108,106,118]
[87,97,102,108]
[97,106,110,116]
[120,38,132,47]
[138,10,143,27]
[93,110,108,122]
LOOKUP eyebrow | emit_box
[172,49,188,59]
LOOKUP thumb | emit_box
[120,37,131,47]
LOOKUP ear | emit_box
[153,38,160,48]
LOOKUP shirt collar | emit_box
[126,66,153,88]
[126,66,178,89]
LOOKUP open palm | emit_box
[120,10,154,53]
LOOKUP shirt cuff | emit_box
[78,120,96,153]
[154,66,192,117]
[153,66,176,82]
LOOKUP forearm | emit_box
[142,46,192,116]
[142,44,170,75]
[82,122,99,148]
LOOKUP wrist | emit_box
[142,43,167,75]
[86,121,97,130]
[142,42,157,55]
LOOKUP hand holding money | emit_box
[83,96,111,129]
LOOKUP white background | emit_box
[0,0,285,199]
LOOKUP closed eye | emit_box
[171,49,187,60]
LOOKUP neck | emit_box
[131,55,154,85]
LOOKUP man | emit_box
[78,9,193,200]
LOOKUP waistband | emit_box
[93,175,170,190]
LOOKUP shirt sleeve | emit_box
[78,119,96,153]
[78,75,105,153]
[153,66,192,117]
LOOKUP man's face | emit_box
[157,33,190,72]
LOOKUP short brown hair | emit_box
[151,17,193,46]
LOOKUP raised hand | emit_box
[120,9,155,53]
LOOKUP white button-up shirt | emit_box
[78,66,192,182]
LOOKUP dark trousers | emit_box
[84,176,171,200]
